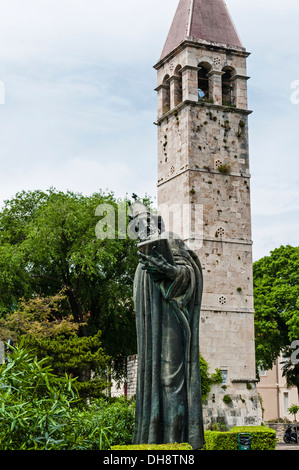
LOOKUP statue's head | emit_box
[128,196,165,242]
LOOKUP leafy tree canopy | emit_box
[254,245,299,373]
[0,188,147,381]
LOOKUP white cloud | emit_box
[0,0,176,65]
[0,0,298,258]
[252,209,299,261]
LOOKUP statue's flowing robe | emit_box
[133,237,205,450]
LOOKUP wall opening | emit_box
[173,65,182,107]
[222,67,236,106]
[198,63,211,102]
[162,74,170,114]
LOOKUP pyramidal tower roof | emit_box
[160,0,243,60]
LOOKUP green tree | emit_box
[288,404,299,422]
[0,292,110,398]
[253,245,299,389]
[0,291,79,341]
[0,189,142,380]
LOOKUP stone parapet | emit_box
[266,423,299,443]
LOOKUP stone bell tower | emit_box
[154,0,262,427]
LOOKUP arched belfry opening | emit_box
[198,63,211,102]
[173,65,182,107]
[222,67,236,107]
[162,74,170,114]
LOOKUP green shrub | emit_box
[230,426,277,451]
[203,426,276,451]
[82,397,135,447]
[0,344,135,450]
[200,354,223,402]
[223,394,232,405]
[0,345,276,451]
[203,431,236,450]
[217,163,231,175]
[0,344,77,450]
[112,443,192,450]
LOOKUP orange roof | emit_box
[160,0,243,60]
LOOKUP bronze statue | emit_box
[129,198,205,450]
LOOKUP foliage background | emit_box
[0,189,142,395]
[253,245,299,392]
[0,344,135,450]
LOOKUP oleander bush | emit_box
[0,344,135,450]
[80,396,135,447]
[0,344,79,450]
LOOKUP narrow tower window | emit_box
[198,63,211,101]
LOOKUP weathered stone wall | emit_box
[158,103,251,187]
[203,383,262,429]
[199,310,256,381]
[157,102,256,381]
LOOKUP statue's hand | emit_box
[138,252,178,280]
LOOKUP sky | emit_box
[0,0,298,261]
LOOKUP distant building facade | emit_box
[257,356,299,422]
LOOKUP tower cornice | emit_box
[154,39,250,70]
[156,99,252,125]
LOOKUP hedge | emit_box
[230,426,277,451]
[203,426,277,451]
[203,431,237,451]
[112,427,276,451]
[112,443,192,450]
